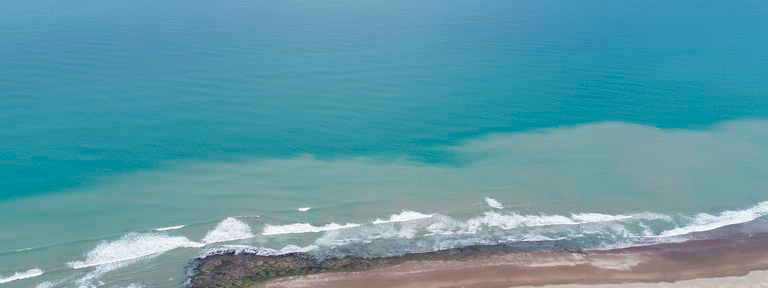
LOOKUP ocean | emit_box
[2,0,768,287]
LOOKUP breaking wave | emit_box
[305,202,768,251]
[263,222,361,235]
[659,201,768,237]
[0,268,43,284]
[202,217,254,244]
[485,197,503,209]
[372,211,433,224]
[155,225,185,231]
[68,233,203,269]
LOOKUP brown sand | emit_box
[520,269,768,288]
[256,236,768,288]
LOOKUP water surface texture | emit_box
[2,0,768,287]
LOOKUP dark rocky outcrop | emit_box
[185,244,540,288]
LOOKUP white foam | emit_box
[262,222,360,235]
[311,208,681,247]
[297,207,311,212]
[464,210,672,234]
[202,217,254,244]
[155,225,185,231]
[75,260,137,288]
[0,268,43,284]
[202,244,318,257]
[571,213,633,223]
[316,215,452,246]
[372,211,433,224]
[311,209,670,247]
[659,201,768,237]
[305,202,768,253]
[277,244,319,254]
[485,197,504,209]
[68,233,203,269]
[35,281,58,288]
[467,211,577,232]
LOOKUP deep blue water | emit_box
[2,0,768,199]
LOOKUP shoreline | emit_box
[187,224,768,288]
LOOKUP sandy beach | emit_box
[522,270,768,288]
[244,235,768,288]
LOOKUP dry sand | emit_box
[256,236,768,288]
[523,270,768,288]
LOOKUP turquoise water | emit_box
[2,0,768,287]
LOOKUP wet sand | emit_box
[255,236,768,288]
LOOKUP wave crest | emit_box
[660,201,768,237]
[485,197,504,209]
[202,217,254,244]
[372,211,433,224]
[0,268,43,284]
[263,223,360,235]
[68,233,203,269]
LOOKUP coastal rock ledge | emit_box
[185,245,525,288]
